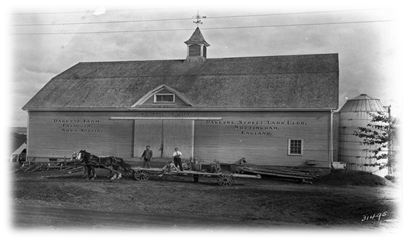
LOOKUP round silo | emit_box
[338,94,388,176]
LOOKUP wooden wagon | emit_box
[131,165,260,186]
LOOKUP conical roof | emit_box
[339,94,386,112]
[184,27,210,46]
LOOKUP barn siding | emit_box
[27,111,330,168]
[27,111,134,158]
[194,112,330,166]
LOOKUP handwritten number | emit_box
[361,212,388,222]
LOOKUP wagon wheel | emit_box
[217,174,235,186]
[133,170,150,181]
[139,170,150,180]
[133,170,145,181]
[133,170,141,180]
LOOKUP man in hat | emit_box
[141,145,153,168]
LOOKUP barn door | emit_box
[134,119,193,159]
[133,120,162,158]
[162,119,193,159]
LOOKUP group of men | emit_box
[141,145,183,171]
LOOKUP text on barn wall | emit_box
[205,120,308,135]
[54,119,102,133]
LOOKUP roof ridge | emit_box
[53,71,339,79]
[76,53,338,64]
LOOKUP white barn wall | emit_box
[26,110,331,170]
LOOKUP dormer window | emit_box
[132,85,193,107]
[154,94,175,103]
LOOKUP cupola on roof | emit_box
[184,27,210,47]
[184,27,210,61]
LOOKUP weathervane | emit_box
[193,11,206,26]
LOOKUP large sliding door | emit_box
[134,119,193,159]
[162,120,193,158]
[133,120,162,158]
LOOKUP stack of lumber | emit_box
[236,165,318,182]
[15,161,83,173]
[16,162,48,173]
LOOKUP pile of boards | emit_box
[235,165,318,184]
[15,161,82,173]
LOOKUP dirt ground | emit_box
[10,162,401,232]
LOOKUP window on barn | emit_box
[154,94,175,103]
[288,139,303,155]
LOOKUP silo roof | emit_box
[339,94,386,112]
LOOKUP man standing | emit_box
[141,145,153,168]
[173,148,183,171]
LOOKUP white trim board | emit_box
[110,117,223,120]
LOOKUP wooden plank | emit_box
[26,108,334,112]
[111,117,223,120]
[240,166,312,176]
[132,167,163,172]
[242,169,313,180]
[232,173,261,179]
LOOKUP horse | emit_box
[77,150,131,180]
[70,152,95,178]
[77,150,122,180]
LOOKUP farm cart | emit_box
[131,163,260,186]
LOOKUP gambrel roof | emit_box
[23,53,339,111]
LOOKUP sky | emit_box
[2,0,405,128]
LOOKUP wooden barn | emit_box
[22,27,339,175]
